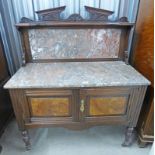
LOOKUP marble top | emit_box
[4,61,150,89]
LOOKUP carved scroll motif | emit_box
[20,17,34,23]
[117,17,129,22]
[67,14,84,21]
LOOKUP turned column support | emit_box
[21,130,31,150]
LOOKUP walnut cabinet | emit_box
[9,86,147,127]
[8,85,148,150]
[10,88,134,123]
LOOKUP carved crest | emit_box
[85,6,114,21]
[19,6,129,23]
[36,6,66,21]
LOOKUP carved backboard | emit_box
[16,6,134,64]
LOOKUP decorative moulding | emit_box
[67,14,84,21]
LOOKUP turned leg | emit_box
[21,130,31,150]
[122,127,136,147]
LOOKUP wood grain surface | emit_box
[132,0,154,87]
[30,97,70,117]
[89,97,127,116]
[131,0,154,145]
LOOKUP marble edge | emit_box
[4,82,151,89]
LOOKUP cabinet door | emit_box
[23,89,78,124]
[79,87,131,123]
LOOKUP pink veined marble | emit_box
[28,28,121,60]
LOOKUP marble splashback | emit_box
[28,28,121,60]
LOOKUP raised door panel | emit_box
[89,96,127,116]
[30,97,70,117]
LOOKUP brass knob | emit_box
[80,99,85,113]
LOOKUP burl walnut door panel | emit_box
[80,87,131,123]
[89,96,127,116]
[30,97,70,117]
[23,89,78,123]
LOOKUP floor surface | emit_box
[0,120,151,155]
